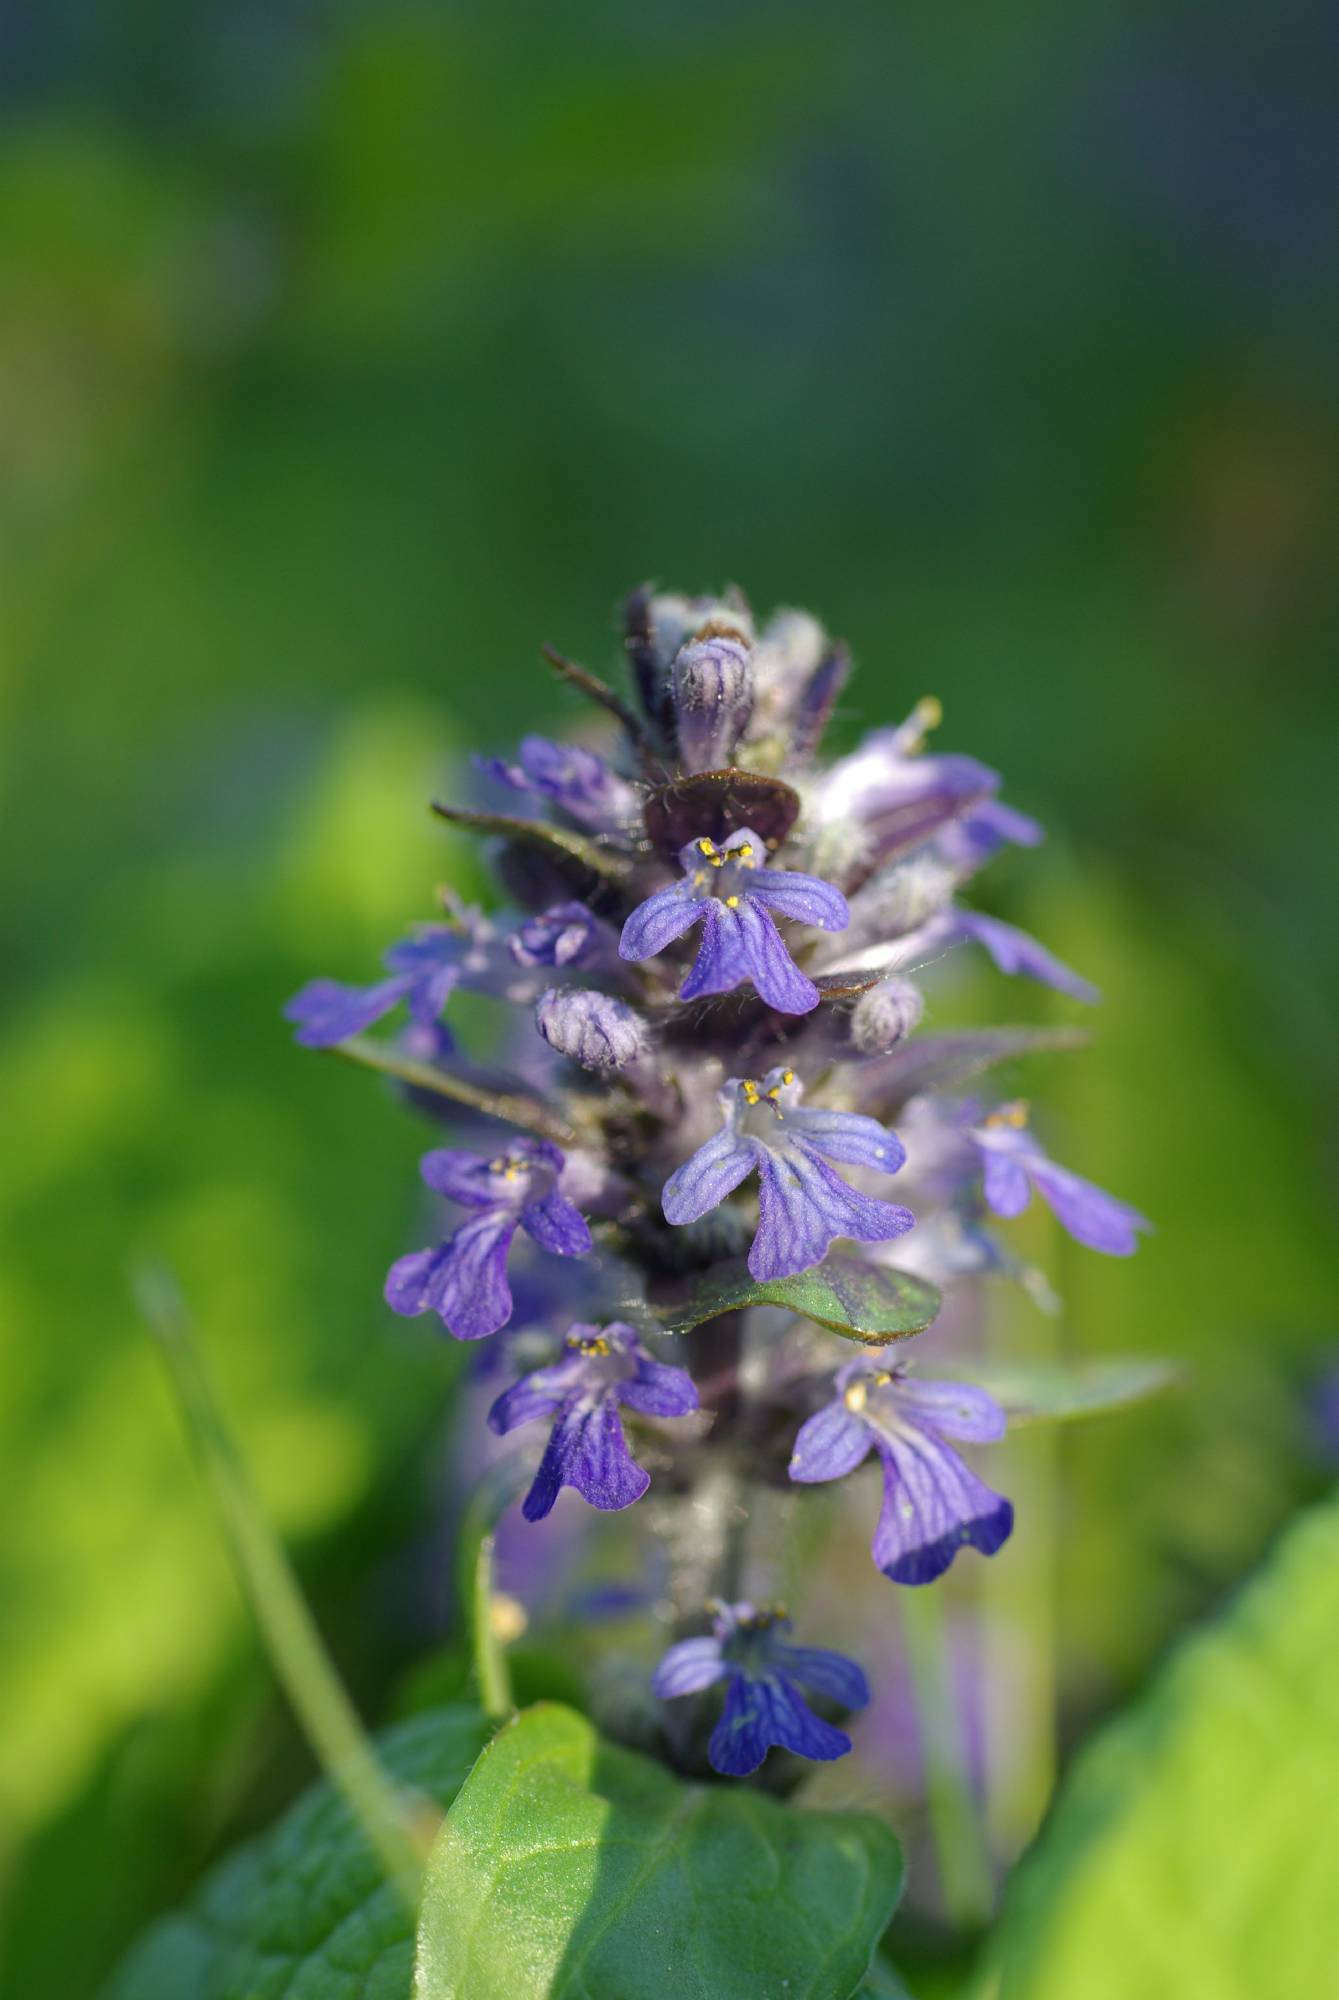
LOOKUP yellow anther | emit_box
[781,1069,795,1086]
[697,837,716,856]
[915,694,943,732]
[985,1099,1030,1130]
[693,870,708,887]
[844,1380,869,1413]
[741,1079,761,1105]
[725,894,741,908]
[488,1157,507,1173]
[736,841,754,860]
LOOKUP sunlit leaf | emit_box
[994,1490,1339,1999]
[415,1703,903,2000]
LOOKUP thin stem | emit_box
[135,1266,429,1907]
[980,1223,1061,1862]
[457,1472,523,1724]
[900,1585,994,1930]
[330,1034,576,1145]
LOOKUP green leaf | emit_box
[415,1702,903,2000]
[966,1356,1179,1426]
[994,1489,1339,1999]
[101,1706,489,2000]
[655,1252,941,1345]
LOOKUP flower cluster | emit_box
[289,584,1148,1778]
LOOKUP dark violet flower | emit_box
[284,925,463,1048]
[970,1103,1150,1255]
[384,1138,592,1341]
[619,826,849,1015]
[477,735,640,834]
[662,1066,914,1280]
[535,986,646,1071]
[671,631,754,772]
[652,1600,869,1776]
[488,1320,698,1521]
[790,1358,1013,1585]
[507,901,613,972]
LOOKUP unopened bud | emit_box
[536,987,646,1071]
[671,635,755,773]
[851,977,924,1053]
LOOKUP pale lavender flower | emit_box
[662,1066,913,1279]
[619,827,849,1015]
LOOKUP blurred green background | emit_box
[3,1,1337,1991]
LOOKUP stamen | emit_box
[844,1380,868,1413]
[984,1099,1030,1130]
[741,1079,761,1105]
[725,894,741,908]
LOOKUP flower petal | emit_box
[773,1645,870,1711]
[682,899,819,1014]
[520,1190,593,1258]
[619,883,704,961]
[382,1243,452,1317]
[751,1143,915,1280]
[618,1354,699,1418]
[662,1128,759,1226]
[788,1399,875,1483]
[782,1106,905,1174]
[1027,1157,1150,1256]
[708,1672,852,1776]
[746,869,850,932]
[870,1430,1013,1585]
[487,1360,580,1435]
[521,1394,650,1520]
[651,1636,727,1698]
[981,1148,1032,1218]
[284,975,413,1047]
[890,1376,1007,1444]
[418,1149,500,1208]
[954,911,1099,1004]
[430,1211,520,1340]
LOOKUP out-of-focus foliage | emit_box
[2,0,1336,1992]
[102,1706,490,2000]
[994,1487,1339,1999]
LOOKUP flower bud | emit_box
[536,987,646,1071]
[850,977,924,1053]
[671,633,755,773]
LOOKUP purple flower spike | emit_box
[477,735,640,834]
[384,1138,592,1341]
[970,1104,1150,1255]
[790,1359,1013,1586]
[489,1320,697,1521]
[285,924,463,1048]
[619,827,849,1015]
[652,1601,869,1776]
[663,1067,914,1280]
